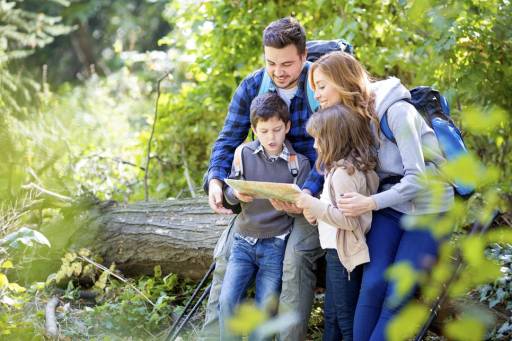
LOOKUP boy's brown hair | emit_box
[306,104,377,173]
[263,17,306,55]
[250,93,290,128]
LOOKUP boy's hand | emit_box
[208,179,233,215]
[337,192,376,217]
[234,190,254,203]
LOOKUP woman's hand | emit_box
[234,190,254,203]
[337,192,376,217]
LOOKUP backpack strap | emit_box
[379,99,413,144]
[380,112,396,144]
[233,144,246,179]
[288,154,300,183]
[304,61,320,113]
[258,69,276,96]
[284,140,300,183]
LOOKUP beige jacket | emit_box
[307,161,379,273]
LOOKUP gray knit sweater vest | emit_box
[224,140,311,239]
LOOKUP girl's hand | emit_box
[295,192,315,210]
[336,192,376,217]
[234,190,254,203]
[303,208,317,225]
[269,199,303,214]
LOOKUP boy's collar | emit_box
[253,140,290,162]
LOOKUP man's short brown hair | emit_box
[263,17,306,55]
[250,93,290,128]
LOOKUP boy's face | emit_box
[264,44,306,90]
[252,116,291,156]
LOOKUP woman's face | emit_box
[312,69,341,108]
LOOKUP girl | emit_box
[295,105,379,341]
[308,51,454,341]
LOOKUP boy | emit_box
[218,93,311,339]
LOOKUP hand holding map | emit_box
[224,179,302,203]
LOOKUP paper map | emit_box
[224,179,302,202]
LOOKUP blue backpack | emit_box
[258,39,353,114]
[380,87,474,198]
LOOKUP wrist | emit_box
[209,178,223,190]
[368,197,377,211]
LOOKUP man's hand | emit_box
[336,192,376,217]
[234,190,254,203]
[208,179,233,214]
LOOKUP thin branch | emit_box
[84,154,146,171]
[21,183,72,202]
[78,255,155,307]
[144,70,173,201]
[181,144,196,198]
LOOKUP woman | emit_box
[309,52,454,341]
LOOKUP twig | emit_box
[45,296,59,338]
[180,144,196,198]
[144,71,172,201]
[21,183,72,202]
[82,154,146,171]
[78,255,155,307]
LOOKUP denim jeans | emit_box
[218,233,286,340]
[323,249,362,341]
[203,216,323,341]
[353,208,440,341]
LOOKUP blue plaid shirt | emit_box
[207,65,324,195]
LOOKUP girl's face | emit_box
[313,137,321,154]
[312,69,341,108]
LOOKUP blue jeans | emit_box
[323,249,362,341]
[203,216,323,341]
[353,208,440,341]
[219,233,287,340]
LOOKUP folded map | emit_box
[224,179,302,203]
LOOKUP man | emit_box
[204,17,324,340]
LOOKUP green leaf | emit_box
[387,302,429,341]
[227,302,268,336]
[385,262,418,307]
[1,260,13,269]
[444,316,486,341]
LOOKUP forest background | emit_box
[1,0,511,340]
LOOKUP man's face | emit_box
[252,116,291,156]
[264,44,306,89]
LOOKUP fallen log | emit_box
[89,197,232,280]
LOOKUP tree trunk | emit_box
[91,197,232,280]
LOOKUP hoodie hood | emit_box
[370,77,411,120]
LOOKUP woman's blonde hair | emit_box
[309,51,380,133]
[306,104,377,174]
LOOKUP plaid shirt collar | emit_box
[253,141,290,162]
